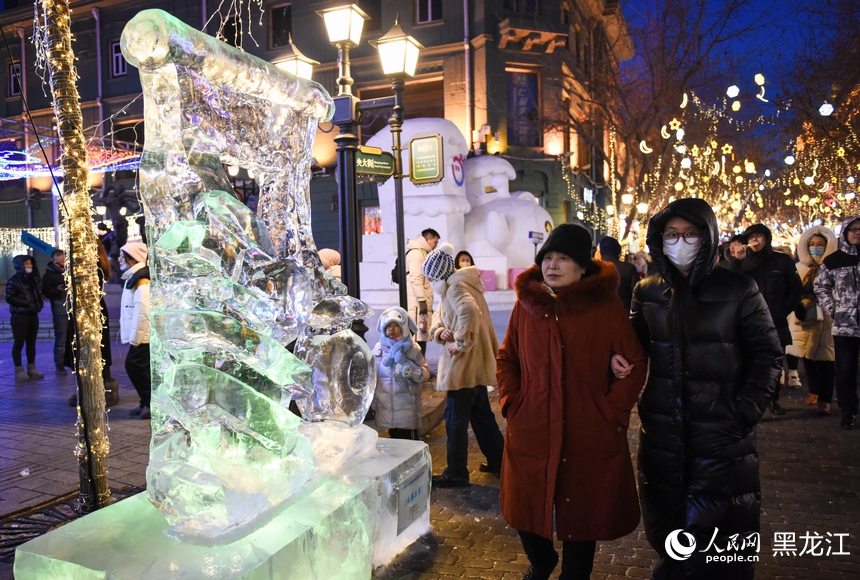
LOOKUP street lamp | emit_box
[273,34,319,81]
[371,17,425,309]
[318,4,369,298]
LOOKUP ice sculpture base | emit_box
[14,439,431,579]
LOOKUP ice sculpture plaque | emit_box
[121,10,377,542]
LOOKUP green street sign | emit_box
[356,150,395,176]
[409,134,444,185]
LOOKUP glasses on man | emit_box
[846,227,860,234]
[663,231,702,245]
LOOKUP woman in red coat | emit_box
[497,224,647,580]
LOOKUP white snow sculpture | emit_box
[463,156,554,287]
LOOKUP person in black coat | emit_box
[597,236,639,313]
[5,254,45,382]
[616,199,782,579]
[42,249,68,375]
[734,224,803,414]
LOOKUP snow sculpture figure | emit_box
[367,118,471,250]
[121,10,376,542]
[463,155,554,281]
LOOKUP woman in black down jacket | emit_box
[617,199,782,579]
[6,254,44,382]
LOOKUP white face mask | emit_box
[24,267,33,275]
[663,240,701,272]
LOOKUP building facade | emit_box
[0,0,631,250]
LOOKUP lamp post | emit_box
[371,17,424,309]
[318,4,369,298]
[273,34,319,81]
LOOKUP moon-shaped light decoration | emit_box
[639,140,653,154]
[680,93,688,108]
[661,125,671,139]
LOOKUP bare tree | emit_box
[549,0,780,226]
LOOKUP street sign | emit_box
[357,96,395,110]
[21,231,56,256]
[528,231,544,243]
[409,134,443,185]
[356,150,395,177]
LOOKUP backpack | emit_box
[391,248,423,285]
[391,255,403,285]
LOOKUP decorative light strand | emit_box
[37,0,111,513]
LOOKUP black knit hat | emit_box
[535,223,593,269]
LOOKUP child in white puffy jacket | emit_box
[372,307,429,440]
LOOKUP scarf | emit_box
[382,337,413,367]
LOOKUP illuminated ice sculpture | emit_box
[121,9,377,541]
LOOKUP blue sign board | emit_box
[21,231,57,256]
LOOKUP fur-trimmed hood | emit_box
[796,225,838,267]
[515,261,620,318]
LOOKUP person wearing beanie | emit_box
[422,243,505,488]
[404,228,440,354]
[371,307,430,440]
[497,223,647,580]
[616,198,781,579]
[119,242,152,420]
[815,216,860,430]
[318,248,342,281]
[597,235,639,313]
[734,223,803,415]
[5,255,44,383]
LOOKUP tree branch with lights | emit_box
[37,0,111,512]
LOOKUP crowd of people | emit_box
[7,201,860,579]
[378,201,858,579]
[5,239,152,419]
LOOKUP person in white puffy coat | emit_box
[119,242,152,419]
[372,307,429,440]
[788,226,838,414]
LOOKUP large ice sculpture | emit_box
[121,9,377,541]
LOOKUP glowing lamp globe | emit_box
[621,193,634,205]
[726,85,740,98]
[274,36,319,80]
[636,203,649,214]
[370,18,425,77]
[317,4,369,48]
[819,102,834,117]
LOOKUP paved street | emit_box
[0,337,858,578]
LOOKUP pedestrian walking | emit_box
[632,251,655,279]
[814,215,860,430]
[597,235,639,312]
[733,223,803,414]
[422,243,504,488]
[454,250,475,269]
[497,223,647,580]
[787,226,837,415]
[404,228,439,354]
[622,198,781,579]
[372,307,430,440]
[6,255,44,382]
[119,242,151,419]
[42,249,68,375]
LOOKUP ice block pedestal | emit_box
[14,439,431,579]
